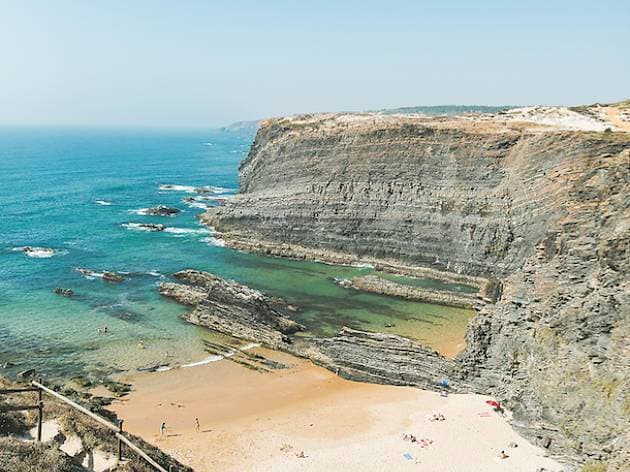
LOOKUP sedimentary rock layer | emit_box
[342,274,479,308]
[202,107,630,468]
[160,270,304,348]
[310,328,463,391]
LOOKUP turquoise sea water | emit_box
[0,126,473,379]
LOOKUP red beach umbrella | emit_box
[486,400,501,408]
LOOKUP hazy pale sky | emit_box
[1,0,628,127]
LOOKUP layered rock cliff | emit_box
[202,105,630,468]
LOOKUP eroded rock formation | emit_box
[201,106,629,467]
[160,270,304,348]
[339,274,480,308]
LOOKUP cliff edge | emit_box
[202,104,629,468]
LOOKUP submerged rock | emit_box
[53,287,74,297]
[160,270,304,348]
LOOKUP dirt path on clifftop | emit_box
[605,106,630,132]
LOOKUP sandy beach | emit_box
[110,350,566,472]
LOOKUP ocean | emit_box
[0,126,473,379]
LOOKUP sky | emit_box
[1,0,628,128]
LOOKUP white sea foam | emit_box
[163,227,210,236]
[96,200,112,206]
[159,184,233,194]
[180,342,257,368]
[183,201,210,210]
[191,194,234,201]
[122,223,164,232]
[75,268,105,279]
[203,142,214,146]
[352,262,375,269]
[181,353,228,368]
[201,236,226,247]
[128,208,150,215]
[239,342,261,351]
[12,246,61,258]
[159,184,197,193]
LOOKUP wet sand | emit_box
[109,350,565,472]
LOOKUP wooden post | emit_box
[37,378,43,442]
[118,419,124,462]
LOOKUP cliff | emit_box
[202,104,630,468]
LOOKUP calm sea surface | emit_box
[0,126,473,379]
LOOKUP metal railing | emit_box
[0,380,168,472]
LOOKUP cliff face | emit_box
[206,113,625,279]
[204,108,630,467]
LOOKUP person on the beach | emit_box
[160,422,167,437]
[195,417,200,432]
[139,340,145,349]
[499,450,509,459]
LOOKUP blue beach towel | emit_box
[403,453,413,460]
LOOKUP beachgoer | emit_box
[160,422,166,437]
[195,417,200,432]
[139,340,145,349]
[499,450,509,459]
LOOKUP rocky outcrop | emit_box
[339,274,479,308]
[102,271,125,283]
[201,107,630,467]
[310,328,462,391]
[144,205,180,216]
[53,288,74,297]
[160,270,304,348]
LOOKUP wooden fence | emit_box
[0,380,169,472]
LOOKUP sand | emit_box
[109,349,567,472]
[605,106,630,132]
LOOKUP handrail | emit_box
[31,380,119,432]
[30,380,168,472]
[115,432,168,472]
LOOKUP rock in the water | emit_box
[341,275,478,308]
[144,205,180,216]
[160,270,304,348]
[54,287,74,297]
[102,271,125,283]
